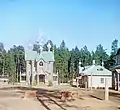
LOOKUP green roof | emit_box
[25,50,54,62]
[82,65,112,76]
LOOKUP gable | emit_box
[37,58,46,63]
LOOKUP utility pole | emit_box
[90,72,93,90]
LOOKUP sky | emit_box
[0,0,120,54]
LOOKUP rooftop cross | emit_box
[47,41,51,52]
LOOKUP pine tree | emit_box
[94,44,108,65]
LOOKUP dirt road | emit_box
[0,85,119,110]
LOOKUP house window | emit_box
[53,76,57,81]
[100,78,104,83]
[97,68,103,71]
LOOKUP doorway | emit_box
[39,75,45,83]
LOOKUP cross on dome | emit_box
[47,42,51,52]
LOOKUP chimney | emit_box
[47,42,51,52]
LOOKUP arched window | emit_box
[39,61,43,66]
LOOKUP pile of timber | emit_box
[22,90,37,99]
[60,91,79,102]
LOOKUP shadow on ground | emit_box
[0,86,83,110]
[89,95,103,100]
[109,92,120,98]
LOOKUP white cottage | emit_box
[79,62,112,88]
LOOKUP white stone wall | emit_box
[26,61,31,84]
[49,62,53,74]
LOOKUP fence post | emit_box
[105,78,109,101]
[85,81,87,91]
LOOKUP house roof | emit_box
[79,66,91,73]
[111,64,120,70]
[81,65,112,76]
[25,50,54,62]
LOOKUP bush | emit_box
[32,81,36,86]
[48,80,53,87]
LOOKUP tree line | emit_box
[0,39,119,83]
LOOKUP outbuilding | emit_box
[79,62,112,89]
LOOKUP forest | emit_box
[0,39,119,83]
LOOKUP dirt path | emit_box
[0,85,119,110]
[90,89,120,105]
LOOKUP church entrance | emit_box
[39,75,45,83]
[34,74,45,85]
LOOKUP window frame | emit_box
[53,76,57,81]
[100,78,104,84]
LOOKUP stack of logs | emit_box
[22,90,79,102]
[60,91,79,102]
[22,90,37,99]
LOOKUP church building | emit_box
[20,39,58,86]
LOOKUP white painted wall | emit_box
[88,76,112,88]
[26,61,31,84]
